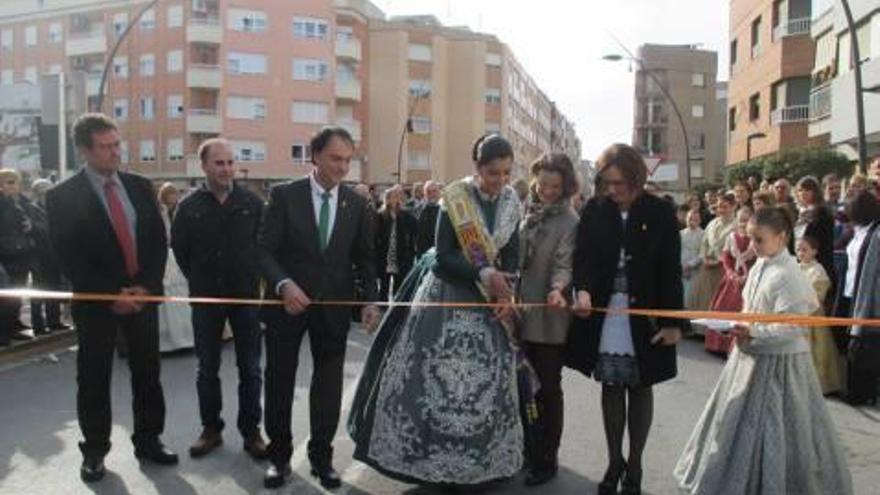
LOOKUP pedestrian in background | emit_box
[687,193,735,318]
[680,208,704,309]
[415,180,442,256]
[675,206,853,495]
[375,184,417,301]
[0,168,37,341]
[27,178,70,335]
[157,182,193,352]
[516,153,579,486]
[795,176,835,309]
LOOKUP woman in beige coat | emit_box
[517,153,580,486]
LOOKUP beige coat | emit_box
[517,204,579,344]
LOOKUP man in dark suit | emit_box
[415,180,442,256]
[258,127,380,489]
[45,113,177,483]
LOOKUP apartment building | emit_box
[809,0,880,159]
[631,44,727,191]
[728,0,815,164]
[0,1,578,184]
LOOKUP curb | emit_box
[0,329,76,369]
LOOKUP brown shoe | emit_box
[243,431,268,460]
[189,427,222,458]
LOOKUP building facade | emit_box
[0,1,578,184]
[727,0,814,164]
[632,44,727,191]
[809,0,880,160]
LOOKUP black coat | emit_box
[375,209,418,277]
[257,178,377,333]
[567,193,684,386]
[45,170,168,297]
[0,195,35,264]
[416,202,440,256]
[804,205,836,289]
[171,184,265,298]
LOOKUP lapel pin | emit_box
[641,224,647,231]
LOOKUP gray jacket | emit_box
[517,204,579,344]
[852,226,880,337]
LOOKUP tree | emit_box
[725,147,853,186]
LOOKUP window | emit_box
[692,73,705,87]
[485,88,501,104]
[140,54,155,76]
[485,122,501,133]
[293,17,328,39]
[293,59,329,81]
[1,70,12,85]
[113,57,129,78]
[486,53,502,67]
[227,96,267,120]
[140,139,156,162]
[140,8,156,30]
[730,39,737,67]
[408,44,432,62]
[24,66,37,84]
[407,151,430,170]
[410,116,431,134]
[751,16,762,58]
[227,52,267,75]
[230,9,268,32]
[113,13,128,37]
[167,94,183,118]
[167,5,183,28]
[25,25,37,47]
[691,104,704,118]
[749,93,760,121]
[691,132,706,151]
[336,25,354,42]
[1,29,12,50]
[48,22,63,43]
[291,101,329,124]
[114,99,129,120]
[166,138,184,161]
[729,107,737,132]
[167,50,183,72]
[291,144,311,164]
[409,79,432,98]
[120,141,129,163]
[232,140,266,162]
[141,96,155,120]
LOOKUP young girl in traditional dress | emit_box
[680,208,704,309]
[705,207,756,354]
[675,206,852,495]
[797,235,845,395]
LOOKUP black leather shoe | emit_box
[311,463,342,489]
[135,442,179,465]
[525,459,558,486]
[264,464,292,489]
[50,322,72,331]
[80,457,105,482]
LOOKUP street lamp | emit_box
[93,0,161,112]
[395,91,426,185]
[746,132,766,161]
[840,0,868,173]
[603,52,692,191]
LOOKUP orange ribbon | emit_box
[1,288,878,329]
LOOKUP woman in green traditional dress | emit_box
[348,134,524,485]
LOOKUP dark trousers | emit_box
[30,257,64,331]
[192,304,262,437]
[525,342,565,463]
[0,260,29,337]
[264,309,347,468]
[73,303,165,458]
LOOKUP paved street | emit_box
[0,331,877,495]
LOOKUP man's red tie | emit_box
[103,180,139,277]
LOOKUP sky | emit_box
[381,0,730,161]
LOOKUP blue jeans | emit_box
[192,304,262,437]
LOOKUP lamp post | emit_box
[746,132,766,161]
[603,53,692,191]
[840,0,868,173]
[93,0,161,112]
[395,90,426,185]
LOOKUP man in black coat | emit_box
[171,138,267,459]
[258,127,380,489]
[415,180,442,256]
[45,113,177,483]
[0,169,36,341]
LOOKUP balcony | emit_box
[810,84,832,121]
[186,64,222,89]
[772,17,811,41]
[335,38,362,61]
[66,29,107,56]
[186,109,222,134]
[335,79,362,102]
[336,120,362,142]
[771,105,810,125]
[186,18,222,44]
